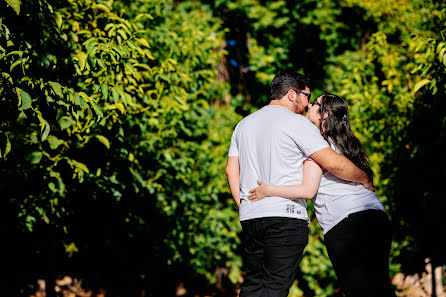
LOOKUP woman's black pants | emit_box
[324,209,396,297]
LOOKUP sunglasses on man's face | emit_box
[293,89,311,102]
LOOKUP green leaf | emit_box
[10,60,21,72]
[146,51,155,60]
[5,0,20,15]
[5,50,22,57]
[47,135,64,150]
[139,38,150,48]
[4,135,11,157]
[73,93,80,105]
[86,39,98,55]
[438,48,446,63]
[148,118,159,127]
[101,84,108,99]
[90,100,103,117]
[96,135,110,149]
[51,82,62,96]
[48,182,57,193]
[73,160,89,174]
[37,115,45,134]
[412,79,431,94]
[117,29,127,40]
[59,116,72,130]
[114,103,125,114]
[118,88,128,105]
[41,120,50,140]
[93,3,110,13]
[64,242,79,258]
[54,12,63,29]
[0,133,12,158]
[75,51,88,71]
[435,41,444,53]
[17,111,27,123]
[2,72,13,84]
[17,88,31,110]
[25,216,36,232]
[112,87,119,103]
[28,151,43,164]
[135,13,153,21]
[133,63,152,71]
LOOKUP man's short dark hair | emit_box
[270,70,311,100]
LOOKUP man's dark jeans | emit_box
[324,209,396,297]
[239,217,308,297]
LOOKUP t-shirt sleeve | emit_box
[291,117,329,157]
[228,123,240,157]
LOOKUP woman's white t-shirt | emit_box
[312,145,385,235]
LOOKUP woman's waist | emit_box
[313,191,382,210]
[316,181,375,199]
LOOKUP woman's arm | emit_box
[248,160,323,201]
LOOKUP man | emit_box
[225,71,373,297]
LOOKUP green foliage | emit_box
[300,212,337,297]
[3,0,20,15]
[0,0,242,289]
[1,0,445,295]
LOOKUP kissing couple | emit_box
[226,71,396,297]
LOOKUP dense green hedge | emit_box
[1,0,241,294]
[1,0,445,296]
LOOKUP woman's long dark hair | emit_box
[318,94,374,179]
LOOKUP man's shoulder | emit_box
[244,106,303,121]
[237,108,313,131]
[236,106,266,125]
[236,106,314,131]
[284,115,324,141]
[280,113,315,128]
[288,113,310,122]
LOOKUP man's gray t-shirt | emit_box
[228,105,329,222]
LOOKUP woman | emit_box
[248,94,396,297]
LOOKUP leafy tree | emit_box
[1,0,242,295]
